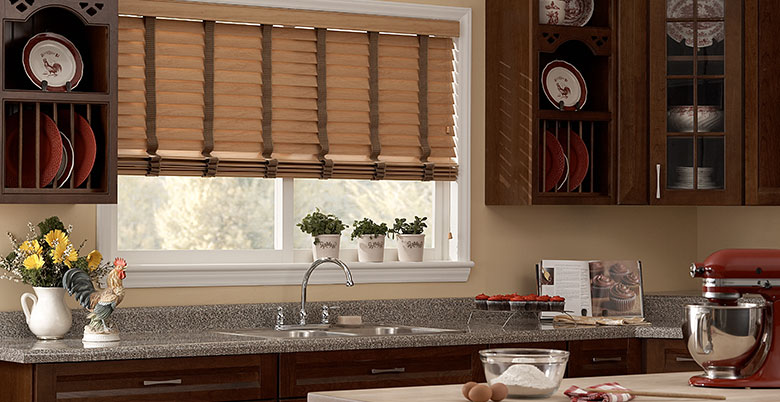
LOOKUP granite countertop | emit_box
[0,321,684,364]
[0,296,695,364]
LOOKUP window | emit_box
[98,0,472,287]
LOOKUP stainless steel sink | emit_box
[217,324,462,339]
[338,325,462,336]
[217,328,358,338]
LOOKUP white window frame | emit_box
[97,0,472,288]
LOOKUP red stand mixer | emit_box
[686,249,780,388]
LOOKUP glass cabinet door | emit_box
[650,0,741,204]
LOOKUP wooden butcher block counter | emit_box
[308,372,775,401]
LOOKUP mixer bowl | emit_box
[683,303,770,379]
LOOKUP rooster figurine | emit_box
[63,258,127,342]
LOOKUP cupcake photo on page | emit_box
[590,260,644,317]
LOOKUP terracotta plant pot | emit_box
[396,234,425,262]
[357,234,385,262]
[312,234,341,260]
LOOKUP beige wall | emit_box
[0,0,704,311]
[697,207,780,260]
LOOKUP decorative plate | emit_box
[23,33,83,92]
[666,0,725,48]
[57,107,96,187]
[56,132,75,188]
[5,112,63,188]
[562,130,590,191]
[544,131,566,192]
[541,60,587,111]
[563,0,594,27]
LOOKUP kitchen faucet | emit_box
[299,257,353,326]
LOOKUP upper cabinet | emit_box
[0,0,117,203]
[649,0,742,205]
[486,0,757,206]
[486,0,617,205]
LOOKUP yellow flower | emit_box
[87,250,102,271]
[19,240,42,255]
[23,254,44,270]
[44,230,68,248]
[52,242,78,267]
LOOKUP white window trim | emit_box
[98,0,472,288]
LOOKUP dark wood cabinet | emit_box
[643,339,699,373]
[0,355,278,402]
[279,345,482,398]
[648,0,742,205]
[485,0,617,206]
[0,339,697,402]
[567,338,642,378]
[0,0,117,204]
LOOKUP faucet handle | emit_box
[271,306,285,330]
[321,305,340,324]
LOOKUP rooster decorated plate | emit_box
[541,60,587,111]
[23,32,83,92]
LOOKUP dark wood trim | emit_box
[567,338,642,378]
[617,0,649,204]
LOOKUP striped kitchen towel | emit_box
[564,382,634,402]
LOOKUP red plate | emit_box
[559,130,590,191]
[544,131,566,191]
[5,112,63,188]
[57,107,96,187]
[23,32,83,92]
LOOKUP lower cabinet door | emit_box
[279,346,481,398]
[34,355,277,402]
[644,339,700,373]
[567,339,642,378]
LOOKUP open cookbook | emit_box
[536,260,644,319]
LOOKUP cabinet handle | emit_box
[675,356,696,362]
[656,164,661,199]
[371,367,406,374]
[592,356,622,363]
[143,379,182,386]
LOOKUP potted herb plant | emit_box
[350,218,389,263]
[1,216,115,339]
[389,216,427,262]
[297,209,347,260]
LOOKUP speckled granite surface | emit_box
[0,295,701,364]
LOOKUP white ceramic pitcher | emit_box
[20,287,72,340]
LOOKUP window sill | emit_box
[123,260,474,288]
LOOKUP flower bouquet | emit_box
[1,216,116,339]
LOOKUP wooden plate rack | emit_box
[0,0,116,203]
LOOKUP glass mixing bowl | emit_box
[479,348,569,398]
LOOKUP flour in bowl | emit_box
[491,364,558,396]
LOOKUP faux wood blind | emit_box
[117,0,459,181]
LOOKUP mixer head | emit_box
[691,249,780,303]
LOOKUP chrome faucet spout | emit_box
[300,257,353,326]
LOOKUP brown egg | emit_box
[461,382,478,399]
[468,384,493,402]
[489,382,509,401]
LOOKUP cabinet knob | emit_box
[656,164,662,199]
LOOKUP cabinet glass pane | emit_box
[667,137,695,189]
[697,0,724,18]
[667,0,693,18]
[697,22,725,75]
[667,79,694,132]
[697,137,724,190]
[697,79,724,132]
[667,23,693,75]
